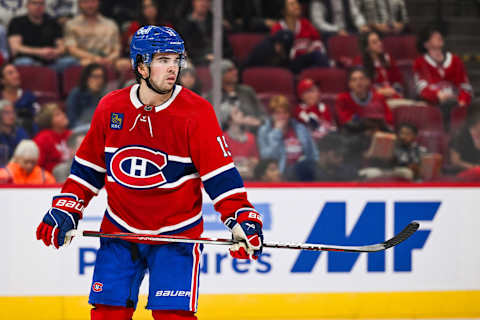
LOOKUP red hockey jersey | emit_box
[335,91,393,127]
[353,53,404,94]
[61,84,255,237]
[413,52,473,106]
[271,18,325,59]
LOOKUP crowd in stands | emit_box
[0,0,478,185]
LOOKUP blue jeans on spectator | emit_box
[290,50,330,74]
[13,56,79,73]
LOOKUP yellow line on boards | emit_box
[0,291,479,320]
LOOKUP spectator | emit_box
[0,99,29,166]
[450,108,480,180]
[335,66,393,129]
[271,0,330,73]
[257,94,318,181]
[309,0,369,38]
[52,129,85,183]
[223,0,281,33]
[224,108,260,181]
[0,63,39,136]
[414,27,473,128]
[392,123,427,180]
[356,0,409,34]
[254,158,283,182]
[178,0,234,66]
[0,139,55,184]
[33,102,71,172]
[295,78,336,140]
[179,62,202,95]
[0,1,26,28]
[64,0,129,74]
[65,63,108,128]
[122,0,173,56]
[7,0,76,72]
[355,31,404,99]
[315,132,357,181]
[206,59,266,131]
[244,30,293,69]
[45,0,78,26]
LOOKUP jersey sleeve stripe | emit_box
[201,163,236,181]
[74,156,106,173]
[202,167,244,201]
[106,204,203,234]
[212,187,246,205]
[167,155,193,163]
[70,159,106,190]
[68,174,100,194]
[104,147,118,153]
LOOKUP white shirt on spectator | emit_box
[310,0,366,33]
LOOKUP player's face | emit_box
[148,53,181,93]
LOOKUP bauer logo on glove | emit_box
[225,209,263,260]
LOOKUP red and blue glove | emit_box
[36,193,83,249]
[225,209,263,260]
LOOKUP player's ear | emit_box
[137,62,149,79]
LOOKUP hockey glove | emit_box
[225,210,263,260]
[36,194,83,249]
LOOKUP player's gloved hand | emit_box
[225,210,263,260]
[36,194,83,249]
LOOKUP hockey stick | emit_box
[67,221,419,253]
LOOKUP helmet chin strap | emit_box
[142,65,173,95]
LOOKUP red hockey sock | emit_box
[152,310,197,320]
[91,304,134,320]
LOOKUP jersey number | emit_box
[217,136,232,157]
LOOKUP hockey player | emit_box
[36,26,263,320]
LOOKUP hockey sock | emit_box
[152,310,197,320]
[91,304,134,320]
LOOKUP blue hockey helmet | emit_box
[130,25,186,69]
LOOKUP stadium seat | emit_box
[397,60,415,99]
[298,67,347,99]
[62,65,84,97]
[417,130,449,159]
[327,35,359,65]
[195,66,212,94]
[17,66,60,102]
[228,33,266,65]
[242,67,294,96]
[383,35,418,63]
[393,105,444,131]
[450,107,468,134]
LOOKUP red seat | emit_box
[195,66,212,94]
[417,130,449,159]
[393,105,444,131]
[228,33,266,64]
[327,35,359,65]
[383,35,418,63]
[242,67,294,96]
[450,107,468,134]
[397,60,415,99]
[62,65,84,97]
[17,66,60,101]
[298,67,347,99]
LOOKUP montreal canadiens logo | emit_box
[110,146,168,189]
[92,282,103,292]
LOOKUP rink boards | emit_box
[1,184,479,319]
